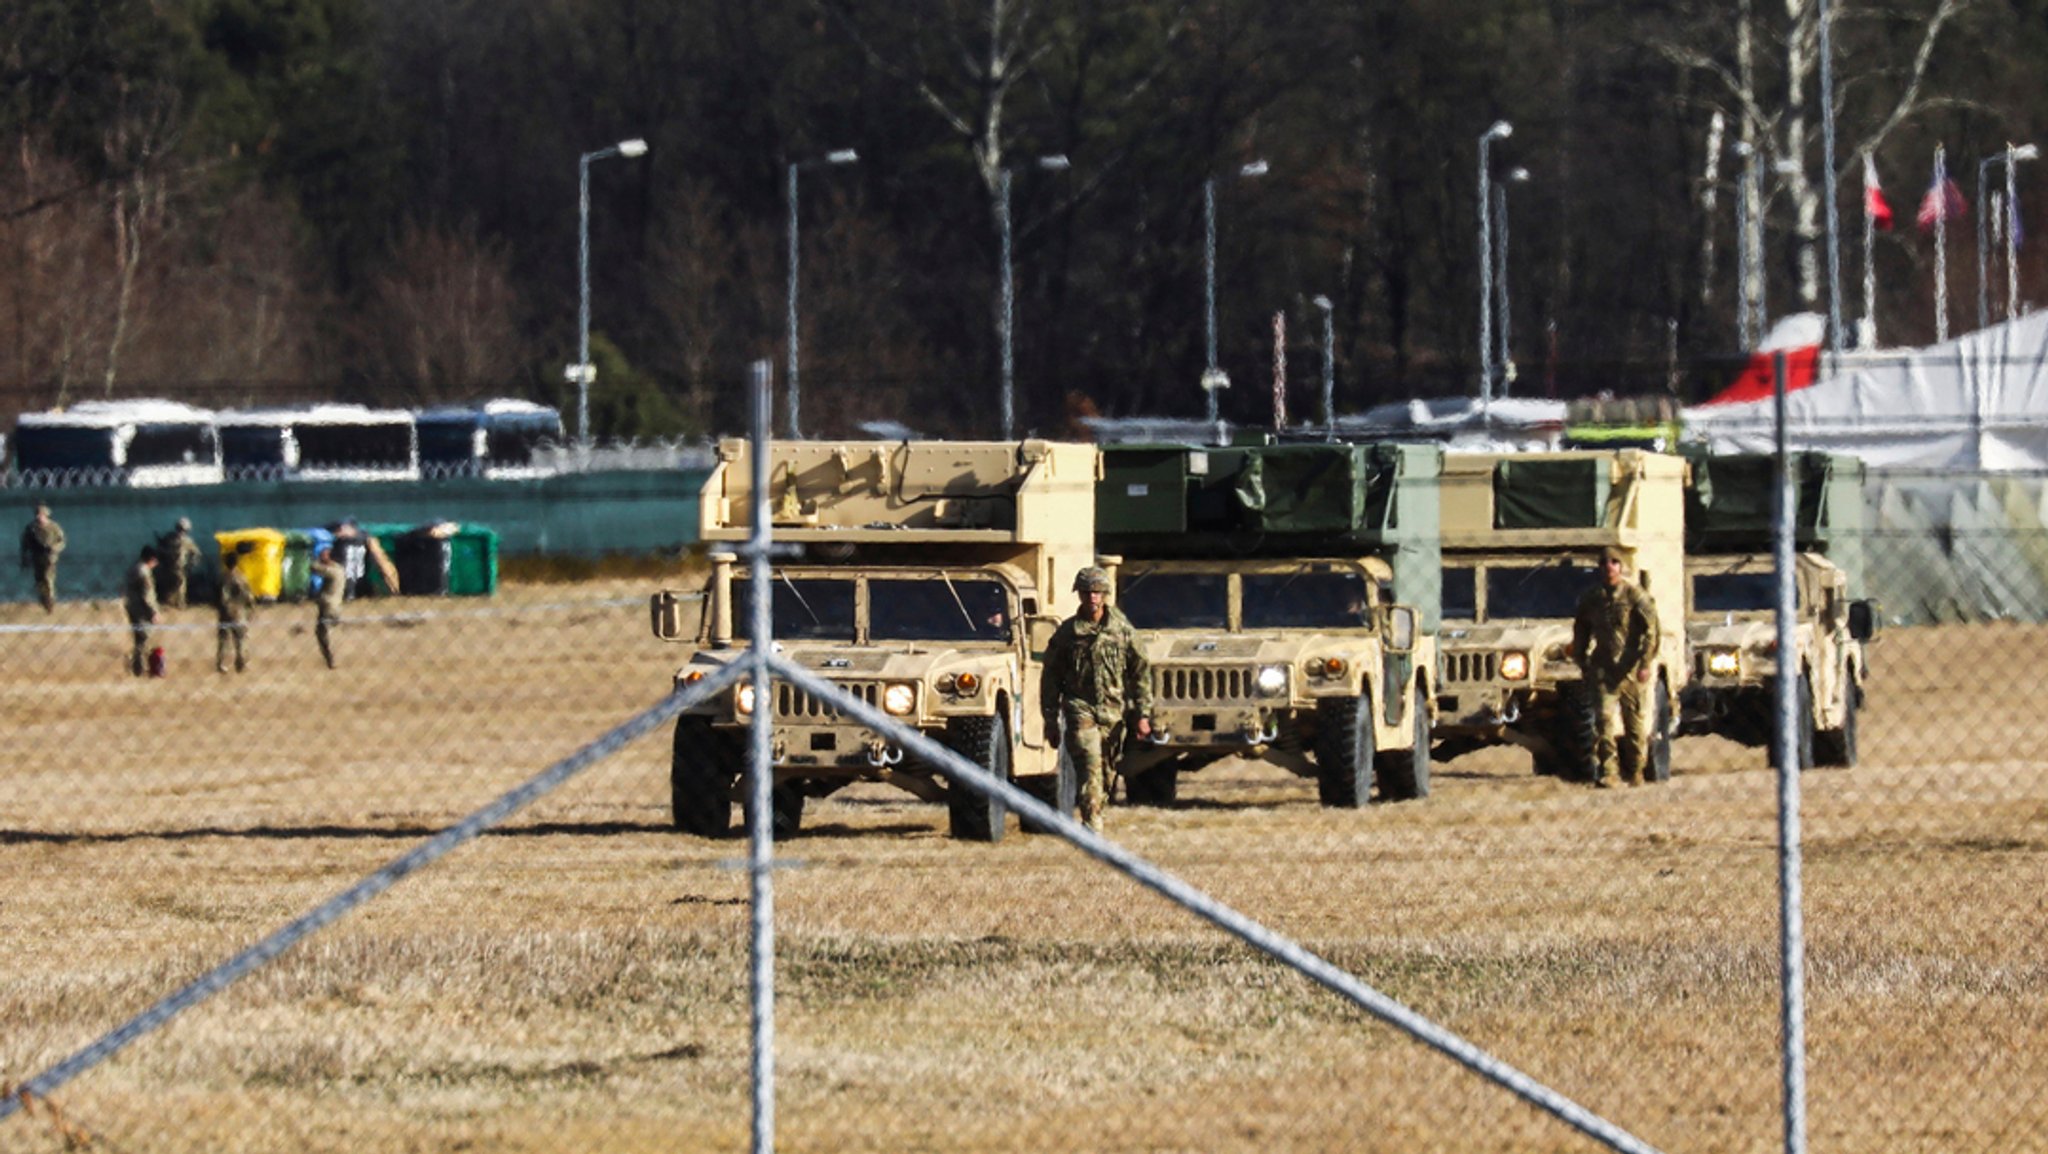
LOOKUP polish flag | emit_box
[1917,168,1967,231]
[1864,159,1893,231]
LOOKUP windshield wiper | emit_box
[938,572,978,634]
[778,572,823,626]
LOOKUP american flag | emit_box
[1917,155,1968,230]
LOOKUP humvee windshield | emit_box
[1485,563,1599,619]
[1242,570,1371,629]
[733,578,856,641]
[1693,571,1795,613]
[871,577,1011,641]
[1117,571,1227,630]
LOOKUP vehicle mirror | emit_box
[1847,599,1877,642]
[650,591,694,642]
[1385,605,1417,653]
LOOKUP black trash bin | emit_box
[393,529,452,596]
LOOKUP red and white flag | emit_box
[1917,155,1967,230]
[1865,158,1894,231]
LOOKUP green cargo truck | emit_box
[1677,450,1877,767]
[1432,449,1691,781]
[1096,441,1442,806]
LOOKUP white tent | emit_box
[1685,310,2048,471]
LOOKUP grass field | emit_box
[2,585,2045,1152]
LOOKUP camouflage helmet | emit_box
[1073,566,1112,593]
[176,517,192,531]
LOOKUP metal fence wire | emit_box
[6,373,2048,1153]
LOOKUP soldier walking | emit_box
[20,503,64,612]
[125,547,161,677]
[1570,546,1660,787]
[311,545,346,669]
[1040,566,1153,833]
[158,517,202,609]
[216,543,256,674]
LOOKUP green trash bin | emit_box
[280,531,314,602]
[352,521,415,596]
[447,525,499,597]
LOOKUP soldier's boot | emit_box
[40,595,54,613]
[1593,776,1615,790]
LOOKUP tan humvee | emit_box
[649,438,1098,841]
[1432,450,1691,781]
[1109,554,1432,807]
[1679,552,1875,767]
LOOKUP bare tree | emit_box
[354,222,526,406]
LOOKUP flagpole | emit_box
[1862,152,1877,349]
[1935,145,1949,344]
[2008,144,2022,321]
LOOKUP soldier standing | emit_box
[20,504,64,612]
[1040,566,1153,833]
[125,547,161,677]
[159,517,202,609]
[1570,545,1660,787]
[216,543,256,674]
[310,545,346,669]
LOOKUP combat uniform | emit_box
[311,555,346,669]
[20,510,64,612]
[1572,569,1659,785]
[160,522,202,609]
[124,559,160,677]
[216,564,255,673]
[1041,576,1152,832]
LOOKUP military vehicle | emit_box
[648,438,1098,841]
[1432,449,1691,781]
[1677,450,1876,767]
[1095,440,1441,806]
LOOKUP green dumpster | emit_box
[281,530,314,602]
[351,522,415,596]
[447,525,499,597]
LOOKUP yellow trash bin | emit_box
[214,528,287,601]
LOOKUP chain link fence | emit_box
[4,385,2047,1151]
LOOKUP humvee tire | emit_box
[743,783,806,839]
[1124,764,1180,807]
[1314,696,1375,808]
[1813,674,1857,768]
[942,715,1010,842]
[1549,681,1601,783]
[1644,680,1674,784]
[1375,686,1432,801]
[1767,675,1817,771]
[672,717,740,837]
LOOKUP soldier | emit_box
[20,504,65,612]
[125,547,161,677]
[158,517,202,609]
[216,542,256,674]
[1040,566,1153,833]
[311,545,346,669]
[1570,545,1660,788]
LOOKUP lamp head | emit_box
[1506,166,1530,183]
[1485,120,1513,141]
[1239,159,1270,179]
[617,138,649,158]
[1311,295,1333,312]
[826,148,859,165]
[2015,143,2042,162]
[1039,154,1072,171]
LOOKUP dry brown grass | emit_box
[2,601,2046,1152]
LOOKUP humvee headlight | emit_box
[1499,651,1530,681]
[1706,649,1741,678]
[1254,665,1289,697]
[736,684,757,715]
[1311,656,1346,678]
[883,683,918,716]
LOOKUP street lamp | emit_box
[572,137,648,453]
[1491,166,1530,397]
[1203,159,1270,426]
[786,148,860,439]
[999,154,1070,440]
[1978,142,2039,330]
[1311,295,1335,438]
[1477,120,1511,402]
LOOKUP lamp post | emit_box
[572,137,648,453]
[1311,295,1335,438]
[1202,159,1270,426]
[1477,120,1512,402]
[1977,143,2039,330]
[1492,166,1530,397]
[786,148,860,439]
[998,154,1070,440]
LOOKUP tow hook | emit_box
[865,742,903,767]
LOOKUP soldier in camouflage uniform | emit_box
[20,504,64,612]
[158,517,202,609]
[1571,545,1660,787]
[216,543,256,674]
[124,547,161,677]
[311,545,346,669]
[1040,566,1153,832]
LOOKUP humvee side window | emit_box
[1117,571,1226,630]
[1442,567,1477,620]
[870,577,1011,641]
[733,578,856,641]
[1243,570,1371,629]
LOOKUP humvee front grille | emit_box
[1444,652,1498,684]
[1156,667,1253,703]
[775,680,880,720]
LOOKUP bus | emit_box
[218,405,420,482]
[415,399,563,479]
[12,400,223,487]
